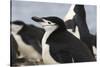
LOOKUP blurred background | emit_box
[11,0,96,35]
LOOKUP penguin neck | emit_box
[42,26,59,64]
[42,26,58,45]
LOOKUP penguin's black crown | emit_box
[11,20,26,25]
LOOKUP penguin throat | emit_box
[42,26,58,45]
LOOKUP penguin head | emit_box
[32,16,66,31]
[11,20,25,33]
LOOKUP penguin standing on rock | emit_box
[32,16,96,64]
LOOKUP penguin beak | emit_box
[31,16,43,22]
[31,16,48,28]
[32,16,56,28]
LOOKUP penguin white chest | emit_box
[42,43,58,64]
[42,26,59,64]
[11,32,42,63]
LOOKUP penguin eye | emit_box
[48,22,51,24]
